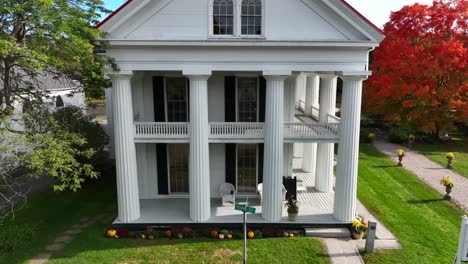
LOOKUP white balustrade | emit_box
[135,122,188,138]
[210,123,264,139]
[327,114,341,124]
[134,122,339,141]
[284,123,339,138]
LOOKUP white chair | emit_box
[220,183,236,206]
[257,183,287,203]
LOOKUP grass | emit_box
[0,176,329,264]
[0,177,117,264]
[357,144,466,264]
[410,136,467,177]
[47,228,329,264]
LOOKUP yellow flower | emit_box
[446,152,456,159]
[440,176,454,186]
[397,149,405,156]
[352,219,362,229]
[368,133,376,139]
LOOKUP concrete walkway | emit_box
[373,140,468,212]
[322,238,364,264]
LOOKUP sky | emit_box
[102,0,435,29]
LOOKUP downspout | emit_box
[364,47,376,81]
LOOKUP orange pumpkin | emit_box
[141,233,146,239]
[210,229,219,239]
[107,229,117,238]
[227,233,233,239]
[247,231,255,239]
[289,233,294,238]
[164,230,172,238]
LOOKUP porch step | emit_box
[305,227,350,238]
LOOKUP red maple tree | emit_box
[364,0,467,138]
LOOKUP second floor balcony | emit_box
[134,122,340,143]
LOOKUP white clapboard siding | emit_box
[208,75,225,122]
[209,144,225,198]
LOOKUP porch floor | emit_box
[114,158,340,225]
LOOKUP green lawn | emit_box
[411,136,467,177]
[47,228,329,264]
[0,177,329,264]
[0,177,117,264]
[358,144,465,264]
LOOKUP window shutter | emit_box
[259,76,266,122]
[153,76,165,122]
[225,76,236,122]
[156,144,169,195]
[225,144,236,187]
[258,144,264,184]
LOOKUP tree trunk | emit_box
[434,122,440,141]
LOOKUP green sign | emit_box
[235,203,256,214]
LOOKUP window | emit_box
[56,96,64,108]
[241,0,262,35]
[211,0,263,37]
[237,77,258,122]
[165,77,188,122]
[168,144,189,193]
[213,0,234,35]
[237,144,257,193]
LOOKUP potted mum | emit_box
[351,218,368,240]
[440,176,454,200]
[408,134,416,146]
[285,196,299,221]
[368,133,376,143]
[446,152,455,169]
[396,149,405,167]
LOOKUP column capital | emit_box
[338,71,372,81]
[263,70,292,80]
[304,72,320,78]
[186,75,211,81]
[107,71,134,80]
[319,73,337,80]
[183,68,212,77]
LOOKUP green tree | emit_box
[0,0,112,119]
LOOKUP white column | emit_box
[188,75,211,222]
[262,74,287,222]
[302,74,320,173]
[111,73,140,223]
[315,75,337,193]
[334,76,364,222]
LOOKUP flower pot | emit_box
[288,213,298,221]
[352,232,364,240]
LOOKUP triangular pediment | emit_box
[99,0,384,43]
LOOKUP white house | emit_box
[99,0,384,226]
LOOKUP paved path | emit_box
[373,140,468,212]
[322,238,364,264]
[29,214,111,264]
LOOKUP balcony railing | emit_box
[284,123,339,139]
[134,122,339,142]
[210,122,264,139]
[135,122,188,138]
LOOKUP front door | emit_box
[168,144,189,193]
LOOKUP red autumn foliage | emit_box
[365,0,467,137]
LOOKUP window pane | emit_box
[237,77,258,122]
[213,0,234,35]
[166,77,188,122]
[241,0,262,35]
[237,144,257,193]
[169,144,189,193]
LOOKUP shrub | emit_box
[0,225,35,253]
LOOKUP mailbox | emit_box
[456,216,468,264]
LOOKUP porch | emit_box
[113,158,339,226]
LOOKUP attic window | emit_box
[241,0,262,35]
[211,0,264,37]
[213,0,234,35]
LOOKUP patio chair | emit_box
[220,183,236,206]
[257,183,287,203]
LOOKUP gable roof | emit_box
[96,0,384,41]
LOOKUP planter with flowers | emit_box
[285,195,299,221]
[351,217,368,240]
[446,152,455,169]
[396,149,405,167]
[440,176,454,200]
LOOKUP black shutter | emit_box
[153,76,165,122]
[258,144,264,184]
[259,76,266,122]
[225,76,236,122]
[156,144,169,195]
[225,144,236,186]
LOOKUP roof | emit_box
[96,0,384,37]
